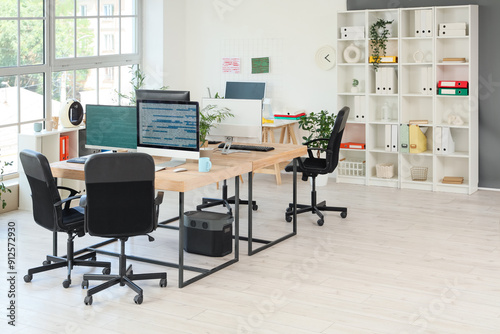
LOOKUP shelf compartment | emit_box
[401,96,433,124]
[338,11,366,40]
[338,94,367,123]
[436,38,469,63]
[343,123,366,146]
[400,38,433,63]
[338,66,366,94]
[338,40,366,65]
[368,123,399,152]
[401,65,434,95]
[435,96,470,126]
[369,95,398,123]
[367,151,399,186]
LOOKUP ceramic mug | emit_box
[198,157,212,172]
[34,122,43,132]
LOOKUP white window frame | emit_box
[0,0,142,175]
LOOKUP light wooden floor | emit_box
[2,173,500,334]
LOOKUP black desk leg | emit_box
[178,192,185,288]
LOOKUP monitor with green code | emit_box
[85,104,137,151]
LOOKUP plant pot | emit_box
[351,86,359,93]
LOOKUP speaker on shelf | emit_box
[60,99,84,128]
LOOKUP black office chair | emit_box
[19,149,111,288]
[80,153,167,305]
[284,107,350,226]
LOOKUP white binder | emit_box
[354,96,366,121]
[385,67,396,94]
[434,126,442,153]
[391,124,398,152]
[420,67,427,94]
[427,67,434,94]
[385,124,392,151]
[415,10,422,37]
[441,127,455,154]
[376,70,383,94]
[423,10,433,37]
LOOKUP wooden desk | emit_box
[51,156,252,288]
[258,120,300,185]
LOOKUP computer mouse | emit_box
[173,168,188,173]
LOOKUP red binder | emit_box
[437,80,468,88]
[340,142,365,150]
[60,135,69,161]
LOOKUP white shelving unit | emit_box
[18,127,84,211]
[336,5,478,194]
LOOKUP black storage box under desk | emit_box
[183,211,233,257]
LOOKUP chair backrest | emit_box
[19,149,63,231]
[84,153,157,238]
[324,106,350,173]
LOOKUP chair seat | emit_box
[60,207,85,230]
[285,157,327,174]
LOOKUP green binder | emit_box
[438,88,468,96]
[400,124,409,153]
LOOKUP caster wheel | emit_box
[24,274,33,283]
[42,260,50,266]
[341,211,347,219]
[285,214,292,223]
[286,207,293,213]
[134,295,143,304]
[81,280,89,289]
[159,278,167,288]
[84,296,93,305]
[102,267,111,275]
[62,279,71,288]
[252,204,258,211]
[317,219,324,226]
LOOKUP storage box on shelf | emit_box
[337,5,478,194]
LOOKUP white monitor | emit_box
[136,100,200,164]
[203,98,262,144]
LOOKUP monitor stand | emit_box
[220,137,250,155]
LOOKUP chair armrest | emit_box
[54,194,82,210]
[155,191,164,206]
[57,185,80,197]
[79,195,87,208]
[57,186,81,210]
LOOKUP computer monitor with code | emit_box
[136,100,200,165]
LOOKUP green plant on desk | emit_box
[0,157,13,209]
[200,105,233,147]
[298,110,336,158]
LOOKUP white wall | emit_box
[143,0,347,115]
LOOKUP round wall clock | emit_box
[60,99,84,128]
[315,45,336,71]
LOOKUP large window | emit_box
[0,0,140,175]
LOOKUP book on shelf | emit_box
[273,111,305,120]
[442,176,464,184]
[442,57,466,63]
[409,120,429,125]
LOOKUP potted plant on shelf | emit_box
[0,156,13,210]
[351,78,360,93]
[369,18,393,71]
[199,104,233,155]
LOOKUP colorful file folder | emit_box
[409,124,427,154]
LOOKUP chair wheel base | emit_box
[160,278,167,288]
[62,279,71,288]
[84,295,93,305]
[134,294,143,304]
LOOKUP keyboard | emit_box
[67,156,88,164]
[218,143,275,152]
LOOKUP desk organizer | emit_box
[411,166,428,181]
[376,163,394,179]
[338,159,365,177]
